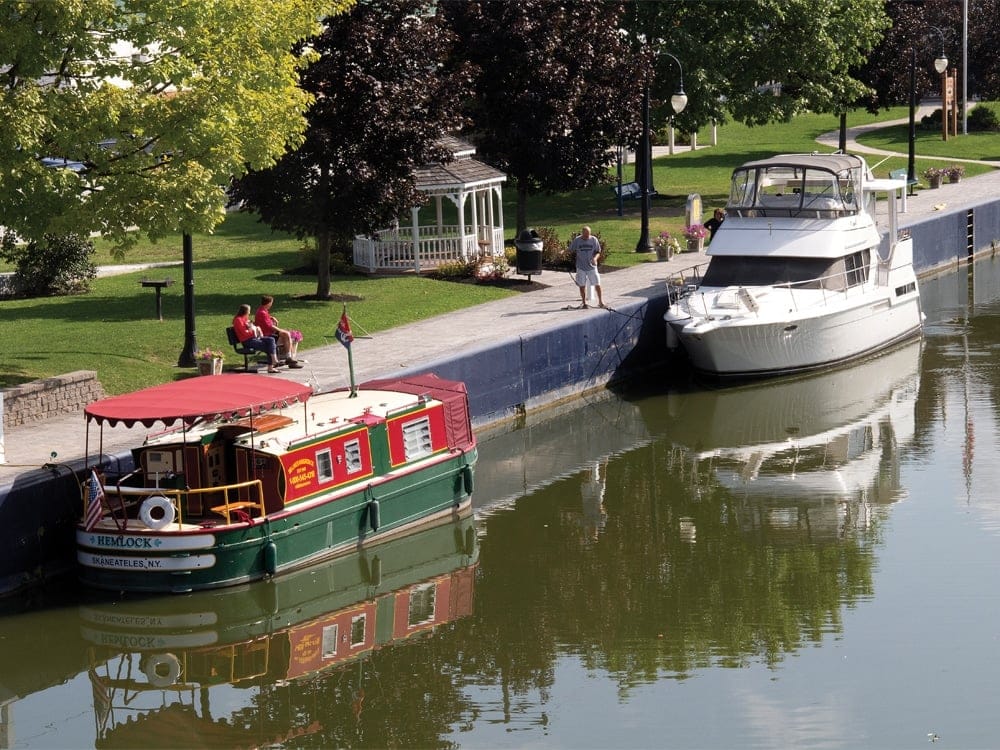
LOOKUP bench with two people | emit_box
[228,296,303,373]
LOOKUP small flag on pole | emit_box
[85,470,105,531]
[336,308,354,348]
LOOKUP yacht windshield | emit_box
[702,251,871,291]
[727,157,861,217]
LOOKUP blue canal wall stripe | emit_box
[394,294,669,427]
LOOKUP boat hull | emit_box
[76,449,475,594]
[666,289,922,378]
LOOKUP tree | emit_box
[0,0,347,252]
[622,0,888,131]
[439,0,646,234]
[229,0,471,300]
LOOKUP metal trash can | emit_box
[515,229,543,277]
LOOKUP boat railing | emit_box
[98,478,266,529]
[673,266,876,317]
[666,261,709,305]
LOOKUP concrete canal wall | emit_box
[912,194,1000,276]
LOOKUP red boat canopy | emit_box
[85,374,314,428]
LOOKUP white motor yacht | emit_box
[664,153,922,377]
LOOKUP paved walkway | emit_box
[3,117,1000,481]
[0,252,701,480]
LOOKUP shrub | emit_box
[968,105,1000,132]
[0,232,96,297]
[434,259,475,279]
[295,240,354,275]
[533,226,569,267]
[922,166,943,180]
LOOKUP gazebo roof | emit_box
[415,137,506,193]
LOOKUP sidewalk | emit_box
[0,250,702,481]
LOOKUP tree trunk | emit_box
[315,230,332,300]
[516,180,529,235]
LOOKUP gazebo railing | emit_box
[353,225,505,273]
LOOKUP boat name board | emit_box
[80,626,218,651]
[77,531,215,551]
[78,551,216,571]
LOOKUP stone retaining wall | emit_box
[1,370,104,431]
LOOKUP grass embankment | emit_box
[3,106,998,395]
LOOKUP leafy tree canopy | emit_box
[0,0,348,253]
[439,0,645,232]
[230,0,471,299]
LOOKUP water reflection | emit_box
[76,512,478,748]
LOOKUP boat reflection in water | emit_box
[659,340,921,541]
[78,510,478,748]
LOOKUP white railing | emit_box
[673,267,880,318]
[353,225,505,273]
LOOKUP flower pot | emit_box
[929,176,942,189]
[198,358,223,375]
[655,245,671,262]
[948,175,961,184]
[686,238,704,253]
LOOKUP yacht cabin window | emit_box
[703,250,871,291]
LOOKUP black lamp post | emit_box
[907,33,949,185]
[176,232,198,367]
[636,51,687,253]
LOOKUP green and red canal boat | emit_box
[76,373,477,594]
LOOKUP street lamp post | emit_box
[906,38,948,186]
[635,51,687,253]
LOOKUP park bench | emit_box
[226,326,266,371]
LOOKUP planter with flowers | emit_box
[945,165,965,184]
[682,224,708,252]
[922,167,943,189]
[654,231,681,261]
[196,347,225,375]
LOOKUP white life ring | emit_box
[139,495,176,530]
[142,652,181,687]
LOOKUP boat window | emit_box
[322,624,338,658]
[316,448,334,482]
[407,583,436,628]
[344,439,362,474]
[703,251,870,290]
[350,614,366,647]
[727,164,859,216]
[402,417,433,460]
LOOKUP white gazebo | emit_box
[353,137,507,273]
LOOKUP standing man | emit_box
[569,226,605,309]
[705,208,726,242]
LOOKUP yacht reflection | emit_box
[661,341,921,539]
[79,512,478,748]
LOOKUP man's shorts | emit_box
[576,267,601,287]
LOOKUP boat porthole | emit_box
[142,652,181,687]
[139,495,176,530]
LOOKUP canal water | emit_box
[4,257,1000,749]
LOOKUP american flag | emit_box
[335,309,354,348]
[84,470,104,531]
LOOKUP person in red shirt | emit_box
[232,304,282,373]
[254,295,303,368]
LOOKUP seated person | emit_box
[254,295,303,368]
[232,304,282,373]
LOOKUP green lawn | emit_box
[3,105,998,395]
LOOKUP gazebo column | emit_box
[411,207,421,272]
[470,189,481,259]
[457,191,469,262]
[494,185,505,249]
